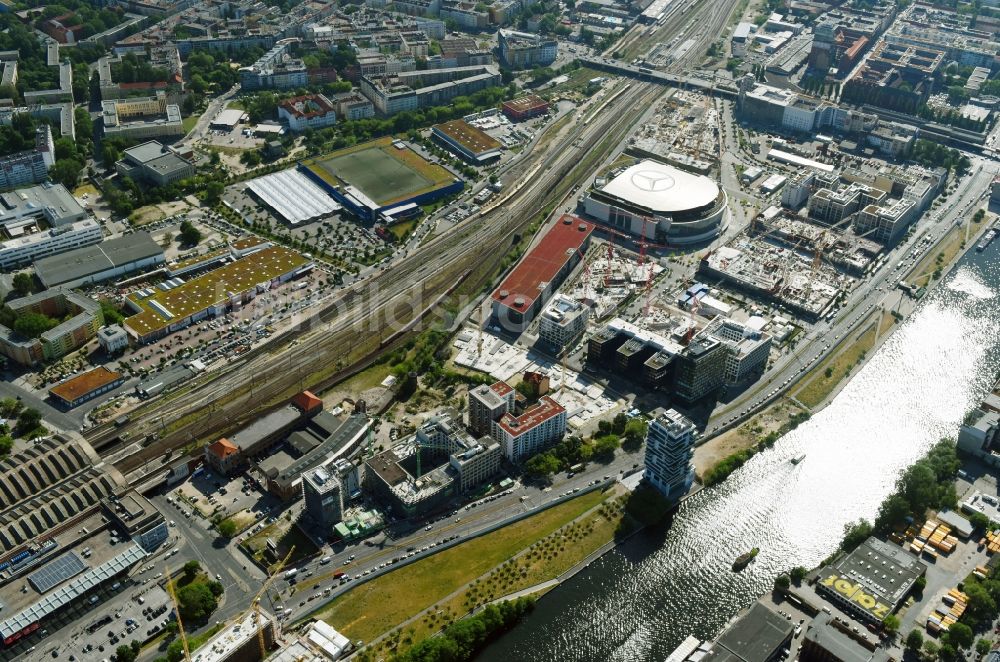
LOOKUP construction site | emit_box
[698,205,876,321]
[628,90,719,175]
[559,241,667,320]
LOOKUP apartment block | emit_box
[0,125,54,192]
[644,409,696,502]
[538,295,589,349]
[498,29,556,69]
[239,41,308,90]
[492,396,567,463]
[468,380,515,437]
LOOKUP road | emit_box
[706,158,1000,433]
[271,452,644,625]
[179,84,240,151]
[92,77,666,474]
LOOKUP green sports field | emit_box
[302,137,454,207]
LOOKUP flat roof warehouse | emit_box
[245,169,342,225]
[492,215,594,315]
[433,119,502,161]
[124,246,310,342]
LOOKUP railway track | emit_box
[100,0,739,473]
[104,83,662,472]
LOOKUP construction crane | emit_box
[414,432,453,480]
[164,567,191,662]
[250,546,295,660]
[574,246,593,300]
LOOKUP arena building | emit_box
[583,159,728,246]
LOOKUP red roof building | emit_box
[292,390,323,414]
[204,437,244,475]
[491,215,594,331]
[493,396,567,462]
[502,95,549,122]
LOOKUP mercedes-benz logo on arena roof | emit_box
[631,169,676,192]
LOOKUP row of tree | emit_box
[387,597,535,662]
[908,139,972,176]
[524,414,647,479]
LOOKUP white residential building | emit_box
[468,380,515,437]
[97,324,129,354]
[644,409,696,501]
[0,218,103,270]
[492,396,567,462]
[538,295,589,348]
[705,316,772,386]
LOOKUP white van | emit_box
[320,556,331,565]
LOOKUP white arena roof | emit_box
[600,160,719,213]
[246,169,341,224]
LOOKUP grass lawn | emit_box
[243,519,319,570]
[389,218,418,241]
[543,67,603,97]
[910,221,968,287]
[182,115,199,133]
[359,490,627,660]
[220,511,255,534]
[130,204,166,226]
[314,490,606,643]
[794,310,894,409]
[73,183,99,198]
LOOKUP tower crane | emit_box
[164,568,191,662]
[249,546,295,659]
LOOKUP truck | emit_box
[284,568,298,579]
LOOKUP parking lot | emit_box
[222,186,391,267]
[67,585,172,661]
[171,466,280,536]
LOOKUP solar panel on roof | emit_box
[28,552,87,593]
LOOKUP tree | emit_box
[592,434,620,460]
[963,580,997,625]
[905,628,923,652]
[13,312,58,338]
[977,639,992,656]
[115,643,138,662]
[945,621,974,648]
[217,518,237,538]
[773,574,790,590]
[970,511,991,531]
[50,158,83,188]
[841,518,873,552]
[623,418,647,450]
[179,220,202,246]
[102,143,122,168]
[789,566,807,584]
[524,453,560,479]
[11,272,34,296]
[203,181,224,206]
[182,559,201,580]
[881,613,899,635]
[176,581,219,622]
[16,407,41,432]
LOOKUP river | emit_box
[477,248,1000,662]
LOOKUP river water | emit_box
[478,248,1000,662]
